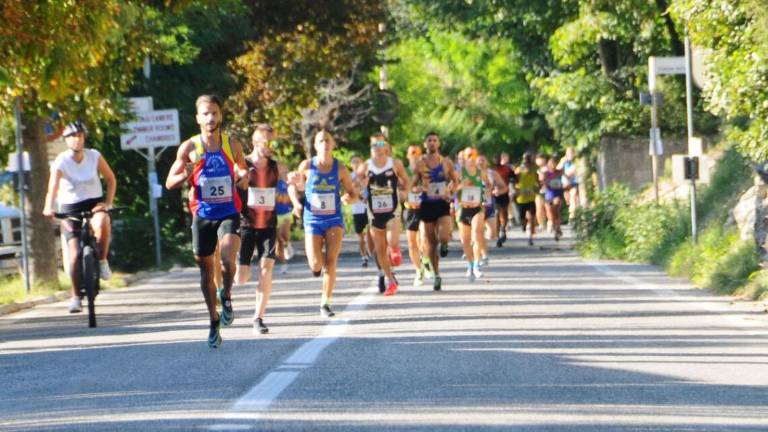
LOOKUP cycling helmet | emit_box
[62,121,88,137]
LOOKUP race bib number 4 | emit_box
[461,186,481,206]
[371,194,394,213]
[200,176,232,203]
[247,187,276,209]
[309,192,336,215]
[427,181,446,199]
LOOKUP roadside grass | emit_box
[0,271,129,305]
[574,144,763,299]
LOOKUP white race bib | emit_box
[407,192,421,207]
[548,178,563,190]
[247,187,276,210]
[371,194,394,214]
[200,176,232,203]
[309,192,336,215]
[460,186,481,206]
[427,181,446,199]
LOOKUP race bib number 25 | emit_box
[200,176,232,203]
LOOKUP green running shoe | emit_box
[208,319,222,348]
[218,288,234,326]
[433,275,442,291]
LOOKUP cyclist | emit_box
[165,94,248,348]
[403,144,429,286]
[235,123,288,335]
[456,147,488,281]
[356,134,410,295]
[290,130,359,318]
[416,132,458,291]
[43,121,116,313]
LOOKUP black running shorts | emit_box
[238,226,277,264]
[191,214,240,258]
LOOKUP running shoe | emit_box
[496,237,504,248]
[99,260,112,280]
[528,238,534,246]
[285,243,295,260]
[208,319,222,348]
[68,296,82,313]
[279,263,289,274]
[422,257,434,280]
[384,280,398,296]
[413,269,424,287]
[480,256,489,267]
[378,272,386,293]
[461,252,466,260]
[466,265,475,282]
[439,243,448,258]
[362,256,369,268]
[254,318,269,335]
[433,275,442,291]
[473,263,484,279]
[320,304,335,318]
[389,247,403,267]
[218,288,235,326]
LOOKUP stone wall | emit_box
[597,135,691,191]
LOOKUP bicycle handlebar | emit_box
[53,207,127,220]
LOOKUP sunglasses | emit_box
[372,140,387,148]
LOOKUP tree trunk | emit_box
[22,114,60,288]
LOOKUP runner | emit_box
[349,155,373,268]
[290,130,359,317]
[234,123,288,335]
[356,134,410,295]
[165,94,248,348]
[478,153,508,266]
[403,144,430,286]
[558,146,580,220]
[492,152,514,247]
[275,175,294,275]
[542,155,565,241]
[456,147,488,282]
[43,121,117,313]
[515,152,540,246]
[416,132,459,291]
[534,153,549,232]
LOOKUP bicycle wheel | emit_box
[82,245,98,328]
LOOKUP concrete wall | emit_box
[597,135,697,191]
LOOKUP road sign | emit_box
[648,56,686,90]
[128,97,153,113]
[120,109,179,150]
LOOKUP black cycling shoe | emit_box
[208,319,222,348]
[439,243,448,258]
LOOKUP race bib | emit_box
[407,192,421,207]
[309,192,336,215]
[371,194,394,213]
[460,186,481,206]
[520,187,535,199]
[200,176,232,203]
[427,181,446,199]
[548,178,563,190]
[247,187,276,210]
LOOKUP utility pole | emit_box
[649,93,660,203]
[378,22,388,139]
[684,34,698,243]
[13,97,30,294]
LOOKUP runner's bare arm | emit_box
[165,141,196,190]
[393,159,411,194]
[96,155,117,210]
[339,165,359,203]
[42,169,62,219]
[230,137,249,189]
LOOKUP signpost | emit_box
[121,99,179,266]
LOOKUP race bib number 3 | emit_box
[200,176,232,203]
[371,194,394,214]
[309,192,336,215]
[461,186,481,206]
[427,182,446,199]
[247,187,276,209]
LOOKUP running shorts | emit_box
[59,197,105,241]
[403,208,420,232]
[458,206,483,226]
[353,213,369,234]
[418,200,450,224]
[517,202,536,221]
[192,214,240,258]
[238,227,277,264]
[493,193,510,209]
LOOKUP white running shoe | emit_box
[466,266,475,282]
[99,260,112,280]
[473,265,483,279]
[279,263,289,274]
[480,256,489,267]
[68,297,82,313]
[413,270,424,287]
[285,243,295,260]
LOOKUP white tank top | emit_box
[52,149,103,205]
[350,172,368,215]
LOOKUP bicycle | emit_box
[54,207,123,328]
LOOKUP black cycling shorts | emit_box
[403,208,420,232]
[352,212,369,234]
[60,197,105,241]
[191,214,240,258]
[238,227,277,264]
[418,200,450,224]
[458,206,483,226]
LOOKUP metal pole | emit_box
[378,22,389,139]
[148,146,161,267]
[650,93,660,203]
[685,35,698,243]
[14,97,31,293]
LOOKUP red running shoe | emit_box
[384,280,399,296]
[389,247,403,267]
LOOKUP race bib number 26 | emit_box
[371,194,394,213]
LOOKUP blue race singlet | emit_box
[303,157,343,227]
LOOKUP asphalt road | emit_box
[1,229,767,431]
